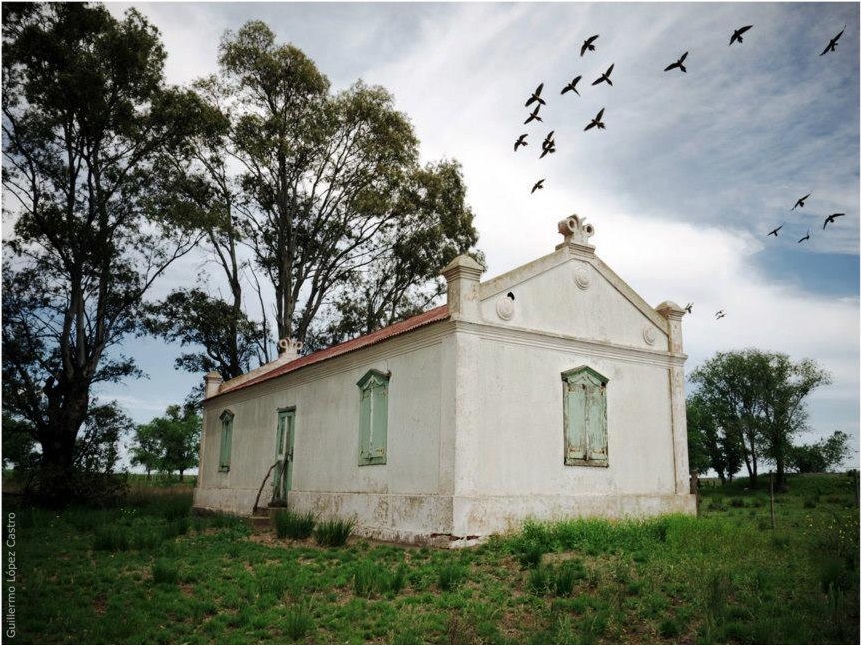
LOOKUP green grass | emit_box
[6,473,859,644]
[273,509,316,539]
[313,517,353,547]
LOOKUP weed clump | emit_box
[274,509,316,540]
[151,559,179,585]
[284,602,313,640]
[438,563,468,591]
[313,518,353,547]
[93,526,130,551]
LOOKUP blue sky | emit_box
[99,2,859,466]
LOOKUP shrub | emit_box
[152,559,179,585]
[528,566,550,595]
[274,510,316,540]
[353,561,380,598]
[93,526,130,551]
[313,518,353,547]
[438,563,468,591]
[659,618,680,638]
[284,602,313,641]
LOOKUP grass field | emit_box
[4,474,858,644]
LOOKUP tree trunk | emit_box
[38,386,89,506]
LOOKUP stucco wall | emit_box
[479,252,669,353]
[195,327,455,542]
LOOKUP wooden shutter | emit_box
[585,383,608,463]
[562,367,608,467]
[565,383,587,463]
[368,384,388,464]
[358,387,372,464]
[219,412,233,472]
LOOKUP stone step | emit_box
[249,515,272,530]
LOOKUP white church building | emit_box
[193,216,696,546]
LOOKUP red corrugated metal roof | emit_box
[215,304,450,398]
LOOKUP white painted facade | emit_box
[194,216,696,545]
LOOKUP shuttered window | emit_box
[561,367,608,467]
[219,410,234,472]
[357,369,389,466]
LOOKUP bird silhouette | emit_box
[592,63,615,86]
[514,134,528,151]
[791,192,811,210]
[684,303,693,314]
[561,76,582,95]
[531,179,545,194]
[524,106,543,125]
[798,230,810,243]
[767,224,783,237]
[823,213,845,229]
[581,34,599,56]
[715,310,726,320]
[584,108,606,131]
[730,25,753,45]
[539,133,556,159]
[664,52,688,73]
[525,82,545,107]
[820,26,846,55]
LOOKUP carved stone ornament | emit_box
[557,214,596,247]
[574,265,591,290]
[496,295,515,320]
[643,326,656,345]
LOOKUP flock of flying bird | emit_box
[512,22,851,322]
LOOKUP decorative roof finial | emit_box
[557,214,596,249]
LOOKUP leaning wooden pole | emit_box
[252,462,278,515]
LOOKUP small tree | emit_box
[132,406,201,481]
[690,349,831,490]
[788,431,852,474]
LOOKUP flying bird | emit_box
[664,52,688,73]
[514,134,528,151]
[584,107,606,131]
[820,26,846,56]
[525,82,545,107]
[540,131,556,159]
[823,213,845,229]
[729,25,753,45]
[561,76,582,95]
[798,230,810,243]
[791,192,811,210]
[684,303,693,314]
[592,63,615,86]
[767,224,783,237]
[531,179,545,194]
[715,310,726,320]
[581,34,599,56]
[524,106,543,125]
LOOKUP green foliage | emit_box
[437,563,468,591]
[789,431,852,474]
[132,406,201,481]
[690,349,831,490]
[143,288,267,381]
[10,474,860,645]
[190,20,481,353]
[313,518,353,547]
[283,602,313,641]
[273,510,316,540]
[152,559,180,585]
[2,3,209,504]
